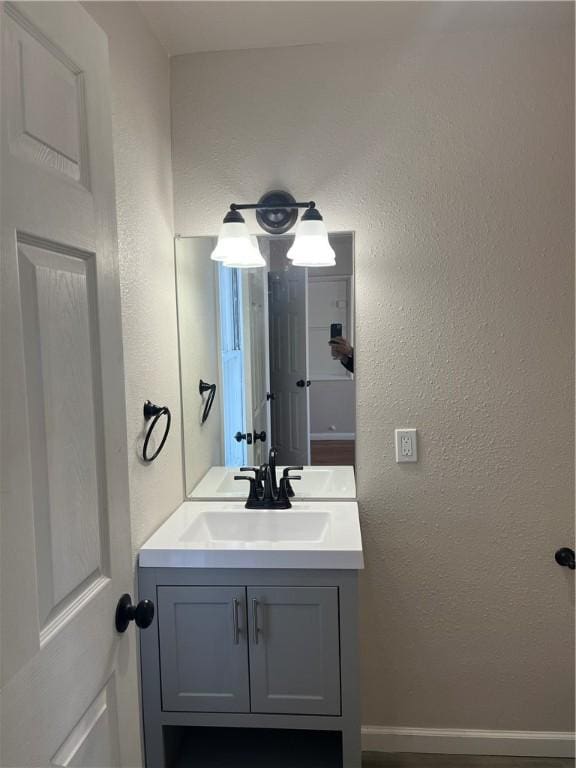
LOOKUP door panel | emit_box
[50,679,121,768]
[245,260,270,466]
[0,3,139,766]
[248,586,341,716]
[268,242,310,465]
[158,586,250,713]
[18,238,107,635]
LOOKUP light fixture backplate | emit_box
[255,190,298,234]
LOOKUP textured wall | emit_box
[85,2,183,557]
[171,4,575,731]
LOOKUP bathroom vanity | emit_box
[138,499,363,768]
[138,228,362,765]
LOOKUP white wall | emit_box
[171,3,574,735]
[85,2,183,556]
[175,238,222,493]
[310,381,355,436]
[308,234,355,437]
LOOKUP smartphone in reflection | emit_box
[330,322,342,339]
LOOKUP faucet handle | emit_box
[239,466,263,487]
[277,475,301,508]
[234,475,263,507]
[234,474,257,485]
[281,467,302,499]
[283,466,303,476]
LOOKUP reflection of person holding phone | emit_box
[329,329,354,373]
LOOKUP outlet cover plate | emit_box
[395,429,418,463]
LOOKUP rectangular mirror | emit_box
[175,232,355,499]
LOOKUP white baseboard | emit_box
[361,726,575,758]
[310,433,355,441]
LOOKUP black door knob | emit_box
[254,430,266,442]
[266,392,275,401]
[554,548,575,570]
[296,379,305,388]
[115,594,155,633]
[234,431,253,445]
[306,380,311,387]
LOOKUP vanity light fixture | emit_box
[286,207,335,267]
[210,209,255,264]
[221,235,266,269]
[210,190,336,268]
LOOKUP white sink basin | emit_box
[190,465,356,500]
[182,510,330,544]
[139,501,363,569]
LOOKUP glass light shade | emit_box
[224,235,265,269]
[211,220,252,262]
[287,218,336,267]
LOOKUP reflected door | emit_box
[268,259,310,465]
[243,259,271,467]
[0,3,140,767]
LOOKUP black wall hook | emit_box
[142,400,171,462]
[199,380,217,424]
[555,548,575,570]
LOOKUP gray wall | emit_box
[170,3,574,732]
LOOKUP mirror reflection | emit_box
[175,233,355,497]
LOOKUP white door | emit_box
[0,3,140,767]
[268,246,310,466]
[243,258,271,467]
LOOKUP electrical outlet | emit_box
[395,429,418,463]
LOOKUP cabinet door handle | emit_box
[252,598,259,644]
[232,598,240,644]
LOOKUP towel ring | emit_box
[199,380,217,424]
[142,401,171,462]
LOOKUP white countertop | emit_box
[139,500,364,570]
[190,465,356,500]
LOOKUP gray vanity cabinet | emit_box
[248,586,341,715]
[157,585,340,716]
[139,568,361,768]
[157,586,250,712]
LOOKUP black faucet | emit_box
[234,452,301,509]
[261,465,278,507]
[268,447,279,496]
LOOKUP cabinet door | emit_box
[158,586,249,712]
[247,586,341,715]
